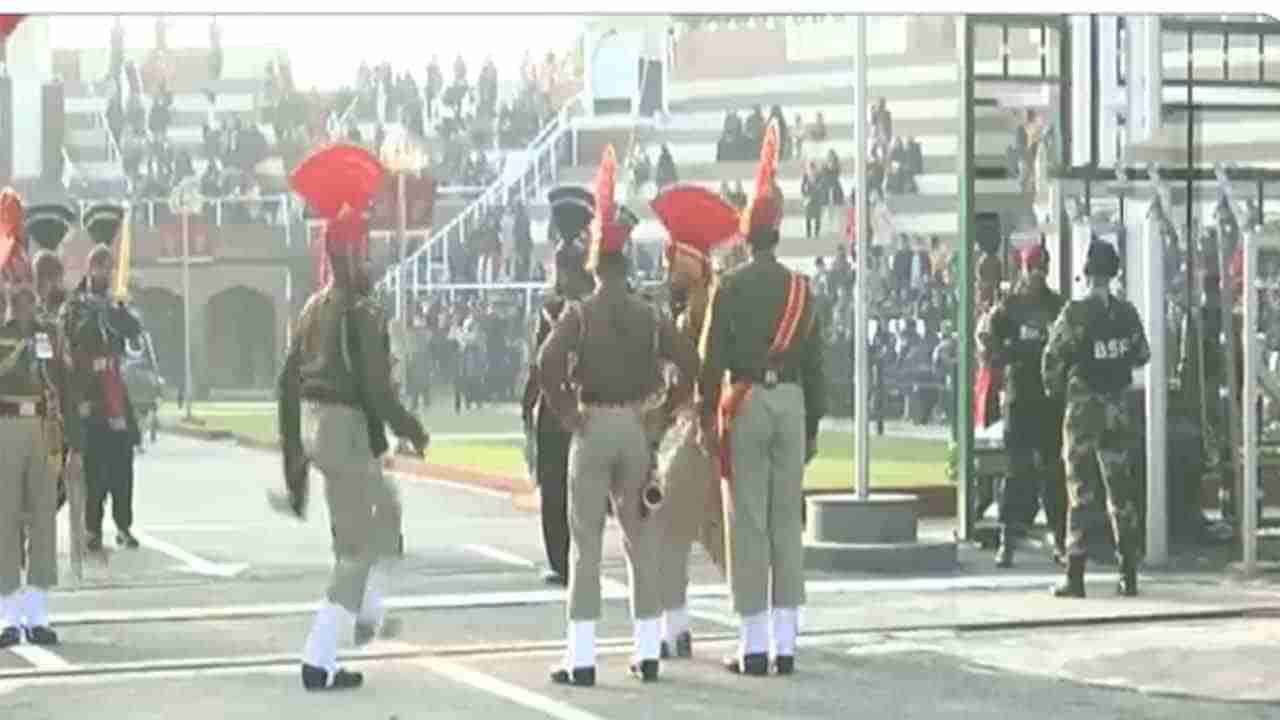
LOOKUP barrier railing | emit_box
[375,91,586,319]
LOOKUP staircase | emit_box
[375,92,585,317]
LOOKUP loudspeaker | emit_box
[41,82,65,184]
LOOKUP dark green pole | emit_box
[956,15,976,541]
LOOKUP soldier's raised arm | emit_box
[352,300,427,452]
[536,302,584,431]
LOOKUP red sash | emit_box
[718,274,809,483]
[973,365,1002,429]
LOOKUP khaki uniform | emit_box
[0,317,73,598]
[655,298,725,614]
[282,286,426,614]
[537,282,698,623]
[699,252,825,620]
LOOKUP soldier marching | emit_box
[277,143,430,691]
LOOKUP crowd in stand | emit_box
[810,234,957,424]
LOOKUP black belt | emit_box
[300,389,360,408]
[730,369,799,388]
[0,399,46,418]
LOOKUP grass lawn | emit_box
[162,403,951,490]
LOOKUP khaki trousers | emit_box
[0,417,57,595]
[567,405,659,622]
[725,384,807,618]
[656,416,725,611]
[302,402,402,614]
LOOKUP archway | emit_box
[205,285,276,391]
[134,286,184,390]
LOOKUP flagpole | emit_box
[182,209,192,421]
[854,16,870,500]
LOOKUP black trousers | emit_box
[85,421,136,537]
[535,410,571,578]
[999,400,1066,544]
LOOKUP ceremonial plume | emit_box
[741,121,782,234]
[587,145,631,269]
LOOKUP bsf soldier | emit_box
[537,147,699,687]
[699,124,825,677]
[0,189,76,647]
[649,184,739,659]
[977,245,1066,567]
[63,205,144,553]
[1042,240,1150,598]
[279,144,429,692]
[521,185,595,586]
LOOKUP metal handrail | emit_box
[375,90,585,304]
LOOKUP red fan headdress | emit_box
[288,143,387,259]
[651,184,740,280]
[0,15,25,42]
[587,145,630,271]
[0,188,32,292]
[740,121,782,235]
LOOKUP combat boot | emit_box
[1117,555,1139,597]
[1052,555,1086,598]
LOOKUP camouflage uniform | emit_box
[1042,279,1150,576]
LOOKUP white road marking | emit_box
[413,656,608,720]
[387,471,515,501]
[688,607,738,627]
[129,529,250,579]
[461,544,538,569]
[9,644,77,670]
[46,573,1177,627]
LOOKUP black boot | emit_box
[1117,555,1139,597]
[1052,555,1086,598]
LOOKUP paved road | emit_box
[3,435,1280,719]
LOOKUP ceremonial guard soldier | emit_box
[648,184,740,659]
[977,245,1066,567]
[0,189,75,647]
[278,144,429,691]
[537,147,699,687]
[27,205,82,578]
[522,185,595,586]
[1042,240,1150,598]
[699,124,826,677]
[63,204,143,553]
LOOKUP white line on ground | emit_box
[688,607,738,627]
[9,645,77,671]
[45,573,1135,627]
[461,544,538,569]
[387,471,515,501]
[415,656,608,720]
[129,529,250,579]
